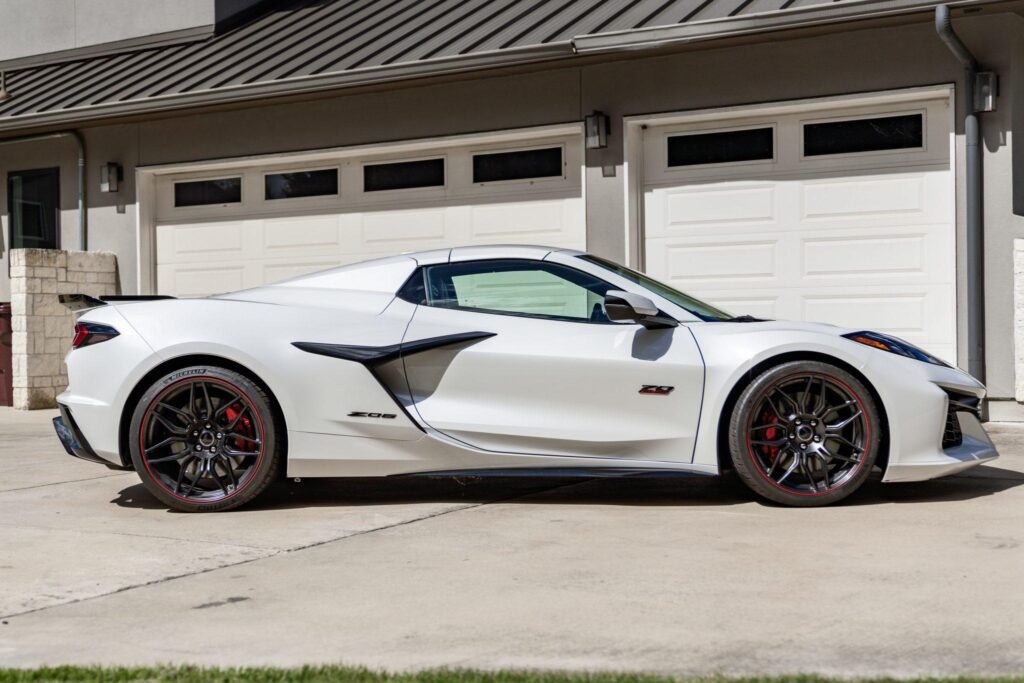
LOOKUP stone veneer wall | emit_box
[10,249,119,410]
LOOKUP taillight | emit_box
[72,321,119,349]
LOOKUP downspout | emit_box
[0,130,87,251]
[935,5,984,383]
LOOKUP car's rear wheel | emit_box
[728,360,880,507]
[128,366,282,512]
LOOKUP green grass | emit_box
[0,670,1021,683]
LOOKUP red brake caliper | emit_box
[759,410,780,462]
[223,404,254,451]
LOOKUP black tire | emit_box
[129,365,283,512]
[728,360,881,507]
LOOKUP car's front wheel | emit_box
[728,360,881,506]
[128,366,282,512]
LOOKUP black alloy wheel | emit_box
[129,366,282,512]
[728,360,880,506]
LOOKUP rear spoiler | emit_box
[58,294,176,312]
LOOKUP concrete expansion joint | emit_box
[0,481,582,622]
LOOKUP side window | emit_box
[423,260,612,323]
[7,168,60,250]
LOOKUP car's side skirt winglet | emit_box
[292,331,495,366]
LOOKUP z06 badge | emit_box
[639,385,674,395]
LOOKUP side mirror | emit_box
[604,290,678,329]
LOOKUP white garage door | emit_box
[643,96,956,362]
[154,130,585,297]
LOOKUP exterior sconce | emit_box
[100,162,123,193]
[585,111,609,149]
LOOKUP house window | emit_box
[265,169,338,200]
[7,168,60,250]
[472,147,562,183]
[667,128,774,167]
[364,158,444,192]
[803,113,923,156]
[174,177,242,207]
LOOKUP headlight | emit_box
[842,330,949,367]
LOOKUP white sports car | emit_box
[54,245,997,512]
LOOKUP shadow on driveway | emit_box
[110,463,1024,512]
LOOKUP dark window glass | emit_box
[7,168,60,250]
[174,177,241,207]
[265,169,338,200]
[804,114,923,156]
[667,128,773,167]
[364,158,444,192]
[472,147,562,183]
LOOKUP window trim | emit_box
[799,109,928,161]
[7,166,61,251]
[469,143,567,187]
[171,175,244,209]
[261,166,340,203]
[360,155,448,196]
[407,258,642,326]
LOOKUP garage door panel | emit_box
[359,208,449,247]
[159,264,248,298]
[643,95,956,363]
[263,215,342,251]
[469,198,579,242]
[158,221,247,258]
[657,183,778,232]
[801,174,924,220]
[800,231,940,280]
[800,171,950,225]
[647,238,780,286]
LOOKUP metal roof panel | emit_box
[0,0,974,130]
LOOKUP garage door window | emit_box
[364,158,444,192]
[472,147,562,183]
[667,128,773,167]
[423,259,612,323]
[174,177,241,207]
[265,169,338,200]
[803,113,923,156]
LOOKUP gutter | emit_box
[0,131,87,251]
[935,5,985,384]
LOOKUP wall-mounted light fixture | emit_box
[100,162,123,193]
[585,111,609,150]
[0,72,10,102]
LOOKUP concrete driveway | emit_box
[0,406,1022,676]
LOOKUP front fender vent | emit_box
[941,388,981,449]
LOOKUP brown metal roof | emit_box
[0,0,984,131]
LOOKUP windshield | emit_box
[578,255,733,322]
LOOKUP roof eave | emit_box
[0,0,1004,135]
